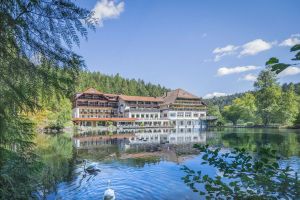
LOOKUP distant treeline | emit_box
[77,71,170,97]
[205,81,300,127]
[204,82,300,109]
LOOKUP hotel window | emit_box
[150,114,154,119]
[170,113,176,117]
[194,113,199,117]
[177,112,184,117]
[136,114,140,118]
[185,112,191,117]
[164,113,167,117]
[200,113,205,117]
[155,114,158,118]
[131,114,135,118]
[146,114,149,118]
[141,114,144,118]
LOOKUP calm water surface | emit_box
[36,128,300,200]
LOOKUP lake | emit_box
[36,128,300,199]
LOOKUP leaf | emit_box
[290,44,300,52]
[202,154,208,160]
[270,63,290,74]
[292,51,300,61]
[266,57,279,65]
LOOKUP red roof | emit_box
[119,95,163,102]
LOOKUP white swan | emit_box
[83,160,101,173]
[103,180,115,200]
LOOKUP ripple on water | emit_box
[48,159,199,200]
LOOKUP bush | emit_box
[182,145,300,199]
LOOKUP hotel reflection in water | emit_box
[73,128,206,150]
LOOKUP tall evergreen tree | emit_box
[254,70,281,126]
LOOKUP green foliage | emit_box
[77,71,169,96]
[223,105,243,125]
[0,115,42,199]
[204,93,244,109]
[266,57,290,74]
[34,133,73,198]
[44,96,72,129]
[222,93,257,125]
[207,105,225,125]
[254,70,282,126]
[182,145,300,199]
[291,44,300,60]
[278,84,298,125]
[294,112,300,126]
[0,0,93,198]
[205,41,300,127]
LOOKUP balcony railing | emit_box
[127,104,159,108]
[199,116,218,120]
[126,108,160,112]
[77,103,118,108]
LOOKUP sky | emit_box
[75,0,300,98]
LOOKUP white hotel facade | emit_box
[72,88,209,129]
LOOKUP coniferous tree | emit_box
[0,1,93,198]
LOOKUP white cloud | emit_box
[280,34,300,47]
[212,45,239,62]
[278,67,300,77]
[217,65,259,76]
[240,39,273,56]
[204,92,228,99]
[239,73,257,81]
[212,39,274,61]
[91,0,124,27]
[213,45,238,54]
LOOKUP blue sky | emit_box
[75,0,300,98]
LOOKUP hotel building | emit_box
[72,88,209,128]
[118,95,162,119]
[160,89,207,128]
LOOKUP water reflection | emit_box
[73,128,206,147]
[208,128,300,157]
[34,133,74,199]
[35,128,300,199]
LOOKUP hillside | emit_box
[77,71,169,97]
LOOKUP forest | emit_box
[206,79,300,127]
[0,0,299,199]
[30,71,170,130]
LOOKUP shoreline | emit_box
[208,125,300,130]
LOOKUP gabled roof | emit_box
[162,88,201,105]
[75,88,106,100]
[119,95,163,102]
[174,88,199,99]
[83,88,103,95]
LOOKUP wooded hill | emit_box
[77,71,170,97]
